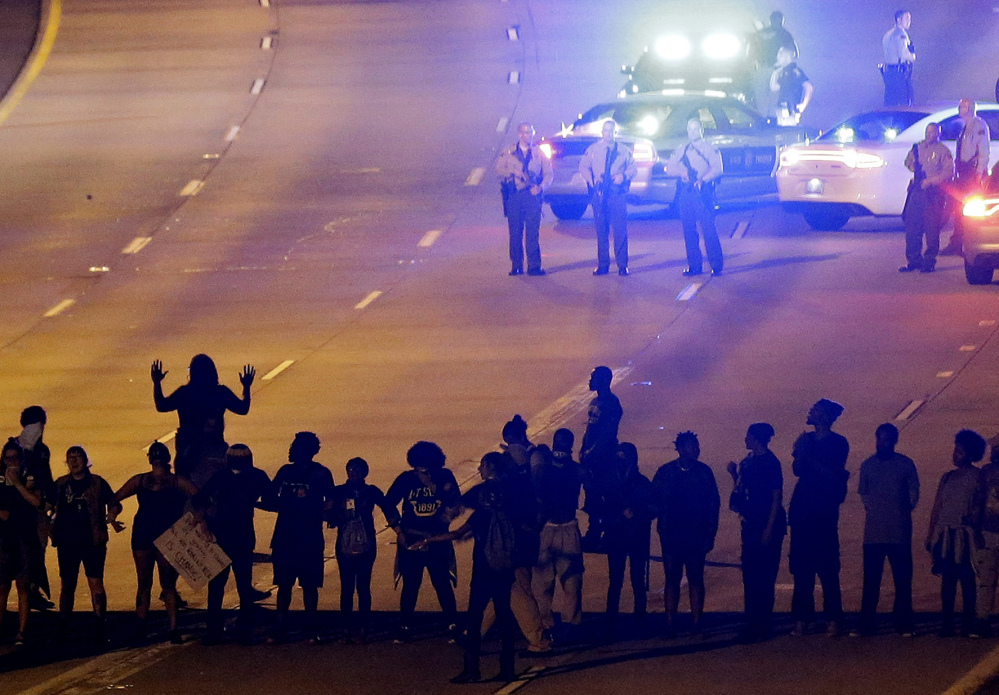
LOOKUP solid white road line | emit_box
[465,167,486,186]
[225,125,240,142]
[250,78,265,95]
[262,359,295,381]
[731,220,749,239]
[418,230,442,248]
[260,36,272,49]
[354,290,382,310]
[895,399,924,421]
[121,236,152,254]
[179,180,204,196]
[506,26,519,41]
[676,283,702,301]
[43,299,75,317]
[508,71,521,84]
[942,642,999,695]
[959,345,977,352]
[496,116,510,133]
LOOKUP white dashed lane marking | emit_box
[937,371,955,378]
[418,230,442,248]
[225,125,240,142]
[121,236,152,254]
[731,220,749,239]
[250,78,265,95]
[260,36,272,49]
[43,299,75,317]
[959,345,977,352]
[508,71,520,84]
[465,168,486,186]
[496,117,509,133]
[354,290,382,310]
[262,360,295,381]
[895,400,924,421]
[179,180,204,196]
[676,283,702,301]
[506,26,519,41]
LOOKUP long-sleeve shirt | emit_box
[653,459,720,555]
[664,140,723,184]
[496,143,554,192]
[857,452,919,545]
[904,140,954,187]
[882,25,915,64]
[957,115,991,176]
[579,140,637,188]
[788,431,850,528]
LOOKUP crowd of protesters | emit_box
[1,357,999,683]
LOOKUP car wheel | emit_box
[965,259,995,285]
[549,201,588,220]
[802,205,850,231]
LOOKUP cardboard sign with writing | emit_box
[154,512,231,590]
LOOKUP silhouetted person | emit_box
[197,444,272,644]
[151,355,254,480]
[52,446,120,645]
[853,423,918,637]
[927,429,986,637]
[788,399,849,637]
[328,457,398,643]
[15,406,54,611]
[110,442,197,645]
[386,441,461,642]
[187,416,229,489]
[605,442,655,636]
[0,440,44,648]
[753,10,798,70]
[975,438,999,637]
[534,430,584,641]
[653,432,720,636]
[417,452,520,684]
[727,423,786,642]
[580,366,622,550]
[261,432,335,644]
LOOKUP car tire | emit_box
[965,259,995,285]
[802,205,850,231]
[549,201,588,220]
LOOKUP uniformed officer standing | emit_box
[770,46,813,126]
[942,99,991,256]
[496,122,554,276]
[752,11,798,116]
[900,123,953,273]
[881,10,915,107]
[665,119,724,277]
[579,120,637,276]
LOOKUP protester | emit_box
[727,423,786,642]
[975,438,999,637]
[580,366,623,550]
[261,432,335,644]
[52,446,120,645]
[110,442,197,644]
[653,432,720,636]
[328,457,398,643]
[14,406,54,612]
[196,443,272,644]
[385,441,461,642]
[0,440,44,648]
[927,429,987,637]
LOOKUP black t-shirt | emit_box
[776,63,809,109]
[537,455,582,524]
[200,466,272,552]
[0,461,39,539]
[581,393,623,465]
[267,461,335,554]
[730,451,786,536]
[329,482,396,556]
[59,477,96,546]
[788,431,850,527]
[160,383,245,437]
[385,468,460,538]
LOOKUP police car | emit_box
[541,91,815,220]
[960,185,999,284]
[777,105,999,231]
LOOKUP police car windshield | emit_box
[818,111,930,144]
[574,103,679,138]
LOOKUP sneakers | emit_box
[393,625,412,644]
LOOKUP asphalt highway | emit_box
[2,0,999,693]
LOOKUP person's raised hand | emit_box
[239,365,256,389]
[151,360,167,384]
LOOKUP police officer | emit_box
[900,123,953,273]
[579,120,636,276]
[752,10,798,115]
[665,119,724,277]
[770,46,813,126]
[881,10,915,107]
[942,99,991,255]
[496,122,553,276]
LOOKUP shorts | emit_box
[272,549,324,589]
[0,536,32,585]
[57,543,108,580]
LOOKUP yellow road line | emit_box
[0,0,62,127]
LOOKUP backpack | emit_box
[484,510,517,571]
[339,516,372,556]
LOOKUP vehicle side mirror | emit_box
[621,65,634,76]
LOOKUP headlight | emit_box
[701,33,741,60]
[963,197,999,217]
[636,114,659,137]
[538,143,553,159]
[654,35,692,60]
[834,127,855,143]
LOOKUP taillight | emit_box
[963,196,999,218]
[632,140,657,163]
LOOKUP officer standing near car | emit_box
[579,120,636,276]
[900,122,953,273]
[770,46,813,126]
[881,10,915,107]
[752,11,798,115]
[942,99,991,256]
[497,122,554,276]
[665,119,724,277]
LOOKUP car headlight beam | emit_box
[701,33,741,60]
[654,35,692,60]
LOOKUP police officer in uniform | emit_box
[579,120,637,276]
[665,119,724,277]
[900,123,953,273]
[942,99,991,255]
[881,10,915,107]
[770,46,813,126]
[497,122,554,276]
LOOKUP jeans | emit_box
[338,552,375,630]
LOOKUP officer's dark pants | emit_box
[507,188,543,272]
[948,164,981,250]
[462,567,516,678]
[859,543,913,633]
[789,523,842,624]
[606,529,650,617]
[882,65,912,107]
[678,185,723,273]
[742,533,784,635]
[592,190,628,270]
[207,547,254,637]
[903,184,943,268]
